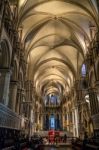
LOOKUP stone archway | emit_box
[0,40,11,105]
[0,40,10,68]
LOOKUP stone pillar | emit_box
[38,114,40,125]
[63,113,65,130]
[26,104,30,118]
[74,108,79,137]
[15,89,20,114]
[9,81,17,111]
[17,89,21,114]
[55,113,57,130]
[17,89,24,115]
[39,114,42,130]
[89,85,99,132]
[89,88,99,115]
[43,114,46,130]
[36,113,39,125]
[97,0,99,11]
[72,110,75,136]
[95,81,99,105]
[0,0,5,37]
[67,113,69,132]
[43,113,45,130]
[41,114,43,130]
[0,68,11,106]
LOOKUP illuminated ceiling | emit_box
[18,0,98,98]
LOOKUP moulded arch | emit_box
[0,40,10,68]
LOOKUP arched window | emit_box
[50,95,56,104]
[45,94,60,106]
[81,64,86,76]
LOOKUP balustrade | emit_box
[0,103,21,129]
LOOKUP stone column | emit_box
[89,88,99,115]
[17,89,21,114]
[97,0,99,12]
[72,110,75,137]
[63,113,65,130]
[0,0,5,37]
[9,81,17,111]
[41,114,43,130]
[16,88,25,115]
[36,113,39,126]
[0,68,11,106]
[95,81,99,106]
[15,89,20,114]
[74,108,79,137]
[55,113,57,130]
[89,86,99,132]
[67,113,69,132]
[43,114,45,130]
[38,113,40,125]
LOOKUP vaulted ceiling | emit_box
[18,0,98,98]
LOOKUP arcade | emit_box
[0,0,99,149]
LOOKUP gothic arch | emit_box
[0,40,10,68]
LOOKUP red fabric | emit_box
[48,130,55,143]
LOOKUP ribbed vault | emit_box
[18,0,98,98]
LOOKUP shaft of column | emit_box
[0,69,11,106]
[9,81,17,112]
[15,91,20,114]
[89,89,99,115]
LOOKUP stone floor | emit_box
[28,146,72,150]
[44,146,72,150]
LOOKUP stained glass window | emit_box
[45,94,60,106]
[81,64,86,76]
[50,95,56,104]
[50,117,55,128]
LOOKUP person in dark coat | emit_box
[64,134,67,143]
[82,132,88,150]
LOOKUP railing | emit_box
[1,137,28,150]
[2,146,14,150]
[0,103,21,129]
[72,137,99,150]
